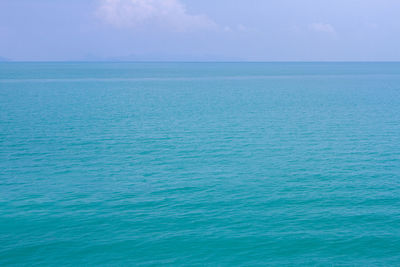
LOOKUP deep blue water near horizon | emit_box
[1,62,400,266]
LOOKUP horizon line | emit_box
[2,60,400,63]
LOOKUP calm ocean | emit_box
[1,62,400,265]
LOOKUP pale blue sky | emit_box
[1,0,400,61]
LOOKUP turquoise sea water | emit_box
[1,62,400,266]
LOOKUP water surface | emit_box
[1,62,400,265]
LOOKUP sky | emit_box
[1,0,400,61]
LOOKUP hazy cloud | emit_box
[309,23,336,35]
[97,0,217,32]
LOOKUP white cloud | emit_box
[309,23,336,35]
[97,0,217,32]
[223,26,233,32]
[237,24,247,32]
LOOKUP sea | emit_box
[1,62,399,266]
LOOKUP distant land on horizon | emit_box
[2,59,400,63]
[2,54,400,63]
[2,53,400,63]
[77,53,246,62]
